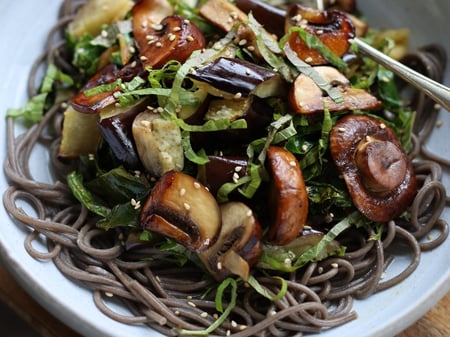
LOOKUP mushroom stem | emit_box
[354,137,407,195]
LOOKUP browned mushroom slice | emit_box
[140,171,221,251]
[71,61,146,114]
[133,13,206,70]
[198,201,263,281]
[329,114,417,222]
[285,4,355,65]
[289,66,381,114]
[266,146,309,245]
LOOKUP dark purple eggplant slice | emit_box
[188,57,287,99]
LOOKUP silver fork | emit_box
[316,0,450,111]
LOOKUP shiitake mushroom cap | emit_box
[329,114,417,222]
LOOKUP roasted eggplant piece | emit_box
[197,155,248,196]
[188,57,286,99]
[140,171,222,252]
[234,0,286,38]
[98,98,153,169]
[329,114,417,222]
[58,105,103,158]
[132,110,184,177]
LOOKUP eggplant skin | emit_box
[188,57,286,98]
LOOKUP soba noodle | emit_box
[3,0,449,336]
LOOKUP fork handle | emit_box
[353,38,450,112]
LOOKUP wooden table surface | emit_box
[0,262,448,337]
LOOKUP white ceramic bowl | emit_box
[0,1,449,337]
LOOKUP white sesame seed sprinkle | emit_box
[186,35,194,42]
[289,160,296,167]
[234,92,242,99]
[234,166,242,172]
[194,182,201,189]
[188,301,196,307]
[183,202,191,211]
[105,292,114,297]
[200,312,208,318]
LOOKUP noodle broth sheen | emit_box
[0,1,449,337]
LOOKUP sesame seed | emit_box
[331,263,339,268]
[140,120,151,128]
[186,35,194,42]
[105,292,114,297]
[230,12,238,20]
[240,325,248,331]
[316,29,324,35]
[193,182,201,189]
[200,312,208,318]
[270,310,277,316]
[234,166,242,172]
[238,39,247,46]
[155,275,161,283]
[226,330,231,336]
[184,19,190,24]
[338,127,346,132]
[168,33,176,41]
[188,301,196,308]
[151,23,163,30]
[231,320,238,328]
[232,172,240,183]
[113,91,121,98]
[305,56,313,63]
[234,92,242,99]
[174,310,180,316]
[434,103,442,110]
[318,266,324,273]
[292,14,302,22]
[140,55,148,61]
[247,45,255,51]
[213,313,219,320]
[246,209,253,217]
[183,202,191,211]
[302,144,308,152]
[130,61,137,68]
[217,261,223,270]
[245,68,251,75]
[60,102,68,109]
[101,30,108,37]
[156,41,163,47]
[436,120,444,127]
[380,123,386,129]
[289,160,296,167]
[173,26,181,32]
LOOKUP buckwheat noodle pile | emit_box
[3,1,449,336]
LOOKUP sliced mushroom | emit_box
[134,13,206,70]
[329,114,417,222]
[198,201,263,281]
[140,171,221,251]
[289,66,381,114]
[266,146,309,245]
[285,4,355,65]
[132,110,184,177]
[188,57,286,99]
[199,0,262,56]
